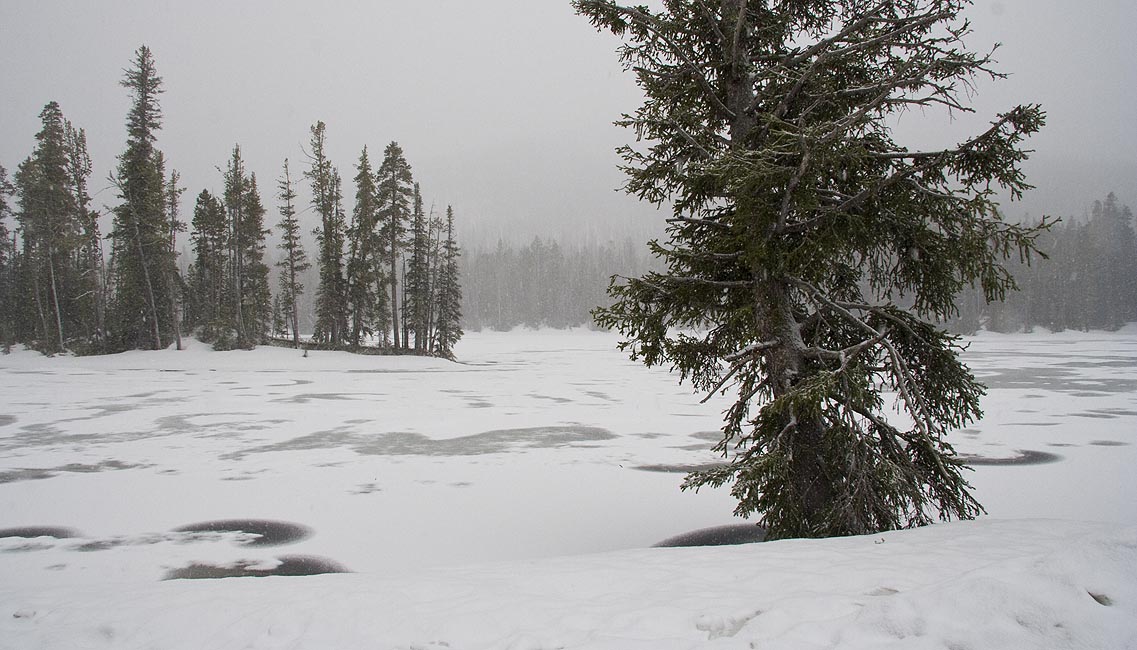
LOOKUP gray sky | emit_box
[2,0,1134,248]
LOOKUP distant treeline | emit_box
[461,237,657,331]
[0,46,463,358]
[947,193,1137,334]
[454,193,1135,336]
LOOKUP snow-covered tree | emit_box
[109,45,177,351]
[305,122,348,347]
[275,159,310,347]
[375,141,414,350]
[434,206,463,359]
[578,0,1048,539]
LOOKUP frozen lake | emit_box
[1,328,1135,586]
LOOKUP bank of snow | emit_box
[2,329,1136,648]
[3,519,1134,649]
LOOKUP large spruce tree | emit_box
[186,189,227,334]
[375,142,414,350]
[578,0,1047,538]
[15,102,76,353]
[275,159,311,347]
[12,102,103,353]
[0,166,16,346]
[345,146,385,348]
[305,122,348,347]
[109,45,177,351]
[405,183,432,352]
[434,205,463,359]
[219,147,271,347]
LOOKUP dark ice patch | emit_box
[633,462,727,474]
[171,519,312,547]
[163,555,349,580]
[975,366,1137,394]
[0,459,143,484]
[1089,440,1130,447]
[654,524,767,548]
[276,392,365,404]
[960,450,1062,466]
[0,526,81,540]
[527,393,574,404]
[226,426,616,459]
[0,414,16,427]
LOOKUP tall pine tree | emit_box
[375,141,414,350]
[579,0,1047,538]
[434,205,463,359]
[186,189,226,335]
[275,159,310,347]
[305,122,348,347]
[0,166,15,347]
[15,102,76,353]
[405,183,431,352]
[109,45,176,351]
[345,146,386,347]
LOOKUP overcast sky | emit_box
[2,1,1134,248]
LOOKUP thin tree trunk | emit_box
[46,248,65,352]
[168,246,181,352]
[289,263,300,348]
[401,257,409,350]
[92,241,106,343]
[390,253,400,350]
[31,267,51,352]
[132,217,162,350]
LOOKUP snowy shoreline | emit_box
[2,328,1136,647]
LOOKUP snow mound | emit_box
[2,519,1133,649]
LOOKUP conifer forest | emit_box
[0,45,1132,358]
[0,46,465,358]
[1,3,1136,647]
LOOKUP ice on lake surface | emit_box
[0,327,1135,587]
[1,328,1136,649]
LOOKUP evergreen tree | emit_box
[434,205,463,358]
[163,165,185,350]
[405,183,431,352]
[0,165,15,347]
[345,146,385,347]
[66,122,106,348]
[424,203,446,347]
[305,122,348,347]
[375,141,414,350]
[186,189,227,334]
[1086,193,1137,329]
[222,146,250,345]
[109,45,176,351]
[275,159,311,347]
[15,102,76,353]
[578,0,1047,538]
[239,173,271,344]
[11,103,102,352]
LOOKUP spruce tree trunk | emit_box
[289,263,300,348]
[169,282,182,351]
[46,248,65,353]
[167,228,181,351]
[390,254,400,350]
[756,277,836,529]
[132,217,162,350]
[92,246,106,344]
[31,269,51,352]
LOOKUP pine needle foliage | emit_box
[576,0,1049,539]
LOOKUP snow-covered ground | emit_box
[1,328,1134,648]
